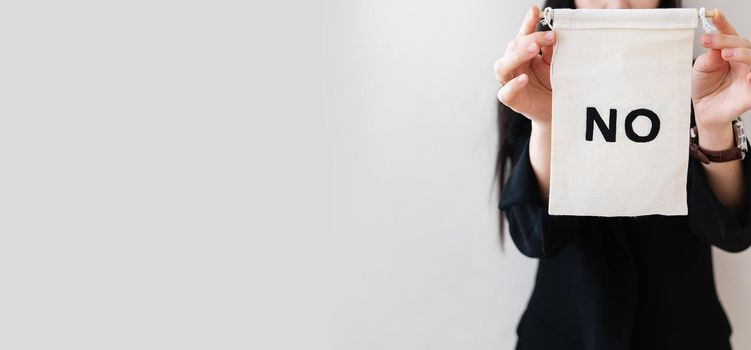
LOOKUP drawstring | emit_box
[540,7,554,29]
[699,7,716,33]
[543,7,714,33]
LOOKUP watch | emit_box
[689,117,748,164]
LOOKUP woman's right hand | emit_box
[494,5,556,125]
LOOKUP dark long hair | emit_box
[495,0,682,249]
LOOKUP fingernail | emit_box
[544,31,555,41]
[527,43,537,53]
[518,74,528,83]
[723,48,734,58]
[704,35,713,45]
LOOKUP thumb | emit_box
[541,43,554,65]
[694,48,726,73]
[497,73,529,107]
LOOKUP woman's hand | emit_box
[494,5,556,126]
[494,5,556,203]
[692,9,749,219]
[693,9,751,146]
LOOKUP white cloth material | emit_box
[548,9,698,217]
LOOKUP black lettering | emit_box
[586,107,617,142]
[624,108,660,142]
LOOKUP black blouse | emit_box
[498,113,751,350]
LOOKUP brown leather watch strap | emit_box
[689,141,743,164]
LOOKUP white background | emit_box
[0,1,748,349]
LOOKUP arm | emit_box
[691,9,751,236]
[493,5,555,206]
[688,9,751,251]
[687,133,751,252]
[696,122,746,221]
[529,121,552,205]
[499,132,582,258]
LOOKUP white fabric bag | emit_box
[547,8,698,217]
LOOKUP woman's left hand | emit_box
[693,9,751,141]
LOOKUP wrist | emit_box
[529,120,551,204]
[696,122,735,151]
[531,119,552,134]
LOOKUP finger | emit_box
[517,5,540,38]
[541,34,554,65]
[496,32,555,82]
[497,74,529,106]
[721,48,751,65]
[507,30,556,54]
[711,9,739,36]
[701,34,751,50]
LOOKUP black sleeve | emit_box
[687,138,751,253]
[498,135,583,258]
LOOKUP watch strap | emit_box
[689,141,743,164]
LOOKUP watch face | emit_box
[734,118,748,155]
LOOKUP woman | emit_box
[493,0,751,349]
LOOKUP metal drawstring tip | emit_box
[700,8,717,33]
[540,7,554,29]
